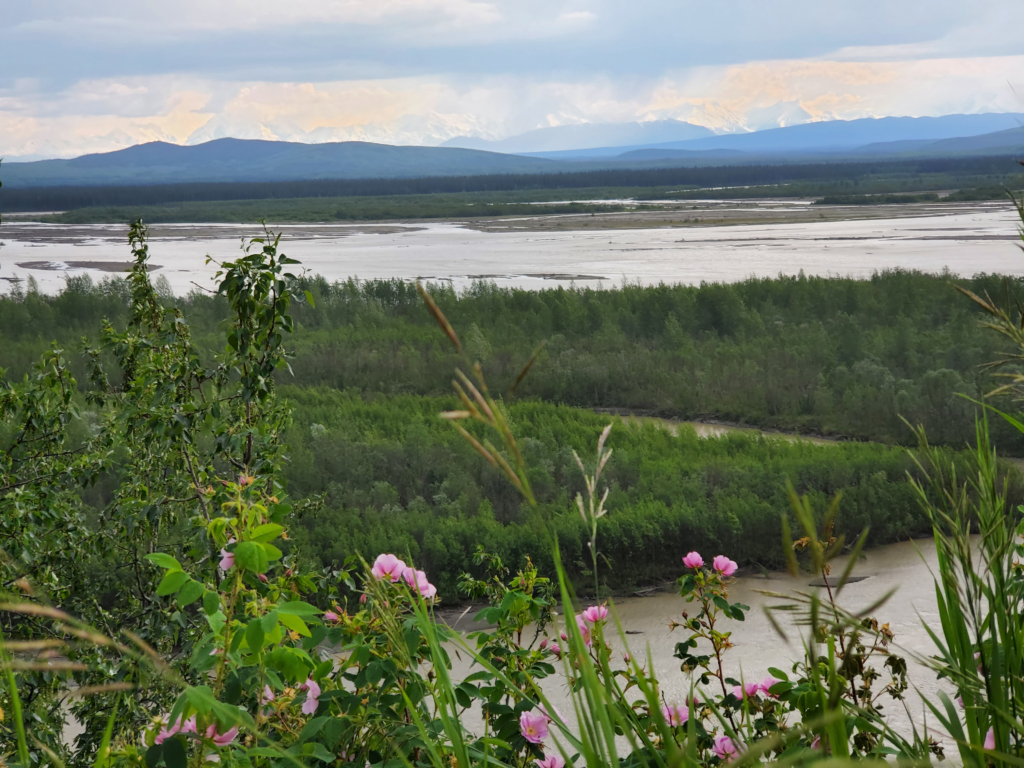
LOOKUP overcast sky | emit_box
[3,0,1024,158]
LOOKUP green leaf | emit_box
[306,743,336,762]
[245,620,265,654]
[185,685,217,715]
[207,610,226,634]
[261,610,279,633]
[251,523,284,543]
[278,601,320,617]
[267,646,314,682]
[304,290,315,308]
[279,612,311,637]
[262,542,283,562]
[203,590,220,616]
[157,571,190,597]
[145,553,183,572]
[234,541,269,573]
[298,716,329,743]
[177,580,204,607]
[163,737,187,768]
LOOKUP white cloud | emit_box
[3,1,1024,159]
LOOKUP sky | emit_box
[3,0,1024,159]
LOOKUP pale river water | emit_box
[0,203,1021,294]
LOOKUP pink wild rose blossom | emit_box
[662,704,689,727]
[733,681,760,699]
[301,677,321,715]
[520,710,550,744]
[219,537,237,571]
[712,555,738,577]
[759,675,782,697]
[985,728,996,750]
[713,735,741,760]
[574,615,593,647]
[155,715,197,744]
[534,756,565,768]
[683,551,704,569]
[323,611,340,622]
[371,554,407,582]
[581,605,609,624]
[401,567,438,599]
[205,723,239,746]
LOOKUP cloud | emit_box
[2,2,1023,158]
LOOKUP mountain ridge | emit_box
[1,138,557,188]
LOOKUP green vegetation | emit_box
[815,192,941,205]
[3,266,1024,597]
[283,388,989,595]
[3,269,1020,448]
[6,154,1021,222]
[4,216,1024,766]
[42,195,627,224]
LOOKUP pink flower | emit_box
[323,611,339,622]
[256,573,268,583]
[155,715,197,744]
[683,552,704,569]
[713,735,741,760]
[759,675,782,698]
[301,678,321,715]
[623,653,631,664]
[262,685,275,702]
[810,736,821,750]
[574,615,593,647]
[520,710,549,744]
[534,756,565,768]
[539,639,548,650]
[359,593,368,604]
[204,723,239,746]
[371,554,407,582]
[401,567,438,599]
[984,727,995,750]
[559,631,568,642]
[662,704,689,727]
[732,681,760,699]
[219,537,237,572]
[957,695,964,709]
[712,556,738,577]
[549,642,562,658]
[582,605,609,624]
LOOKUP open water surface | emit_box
[1,204,1020,294]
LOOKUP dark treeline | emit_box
[4,154,1020,212]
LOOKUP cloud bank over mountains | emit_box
[3,1,1023,159]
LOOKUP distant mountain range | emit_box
[441,120,715,153]
[0,139,557,188]
[2,113,1023,188]
[525,113,1024,159]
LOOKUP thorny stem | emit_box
[820,568,859,707]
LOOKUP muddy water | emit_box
[446,538,951,749]
[0,204,1020,294]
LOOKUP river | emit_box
[0,202,1020,294]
